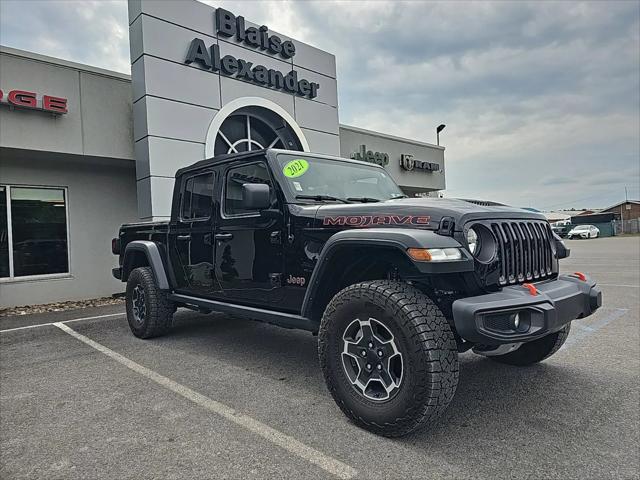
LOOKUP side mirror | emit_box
[553,233,570,259]
[241,183,271,210]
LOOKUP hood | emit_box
[313,198,547,231]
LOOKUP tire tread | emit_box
[318,280,459,437]
[126,267,173,339]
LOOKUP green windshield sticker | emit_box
[283,159,309,178]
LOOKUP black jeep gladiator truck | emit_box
[112,149,602,437]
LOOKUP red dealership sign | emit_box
[0,89,67,114]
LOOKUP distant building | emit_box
[544,212,572,223]
[601,200,640,222]
[575,209,602,216]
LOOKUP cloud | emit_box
[0,0,130,72]
[1,0,638,209]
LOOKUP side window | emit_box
[181,173,213,221]
[224,162,273,216]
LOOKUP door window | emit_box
[224,162,273,216]
[181,173,214,221]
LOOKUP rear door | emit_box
[168,170,217,297]
[213,159,285,308]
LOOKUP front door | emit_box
[213,159,284,308]
[168,170,217,297]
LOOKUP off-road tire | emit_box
[318,280,459,437]
[490,323,571,366]
[126,267,174,339]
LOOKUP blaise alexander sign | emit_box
[185,8,320,99]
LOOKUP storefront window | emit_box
[0,186,69,279]
[0,187,9,278]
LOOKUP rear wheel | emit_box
[126,266,174,338]
[318,280,459,437]
[490,323,571,366]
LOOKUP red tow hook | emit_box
[522,283,538,296]
[573,272,587,281]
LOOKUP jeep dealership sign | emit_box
[350,144,389,166]
[339,125,445,192]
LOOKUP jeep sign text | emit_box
[350,145,390,166]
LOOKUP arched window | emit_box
[205,97,309,158]
[213,106,304,155]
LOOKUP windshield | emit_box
[573,225,590,231]
[276,154,405,202]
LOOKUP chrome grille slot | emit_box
[487,220,555,286]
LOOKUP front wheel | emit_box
[126,266,174,338]
[318,280,459,437]
[489,323,571,366]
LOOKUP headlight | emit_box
[467,228,479,254]
[407,248,463,262]
[466,224,498,263]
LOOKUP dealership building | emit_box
[0,0,446,308]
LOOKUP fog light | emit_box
[513,313,520,329]
[510,311,531,333]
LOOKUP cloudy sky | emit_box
[1,0,638,209]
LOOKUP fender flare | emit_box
[123,240,170,290]
[300,228,473,318]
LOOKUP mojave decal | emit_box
[322,215,430,227]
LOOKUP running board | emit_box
[168,293,317,332]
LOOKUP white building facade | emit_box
[0,0,445,307]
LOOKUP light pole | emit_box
[436,124,446,146]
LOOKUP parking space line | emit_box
[564,308,629,349]
[597,283,639,288]
[0,313,125,334]
[53,322,358,480]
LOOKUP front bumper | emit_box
[452,274,602,345]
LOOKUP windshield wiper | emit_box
[295,195,349,204]
[346,197,381,203]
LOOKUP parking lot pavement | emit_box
[1,236,639,479]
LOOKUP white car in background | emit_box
[567,224,600,239]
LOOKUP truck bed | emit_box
[119,221,170,248]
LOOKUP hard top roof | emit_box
[174,148,383,177]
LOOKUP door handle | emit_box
[215,233,234,241]
[177,234,191,241]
